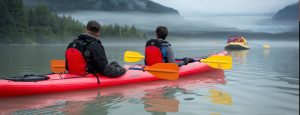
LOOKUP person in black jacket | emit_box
[66,20,126,77]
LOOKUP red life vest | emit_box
[145,39,169,66]
[65,40,91,75]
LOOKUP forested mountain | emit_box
[0,0,146,44]
[23,0,180,14]
[272,2,298,21]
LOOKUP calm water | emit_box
[0,39,299,115]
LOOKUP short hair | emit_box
[86,20,101,33]
[156,26,168,40]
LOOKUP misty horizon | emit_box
[23,0,299,34]
[59,10,298,34]
[151,0,298,17]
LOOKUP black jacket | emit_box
[67,34,126,77]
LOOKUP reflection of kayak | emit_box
[0,69,225,114]
[0,52,227,98]
[225,42,249,50]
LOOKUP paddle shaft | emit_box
[129,67,178,73]
[175,58,200,62]
[129,68,144,70]
[175,55,210,62]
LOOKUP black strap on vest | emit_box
[70,38,101,84]
[92,73,100,84]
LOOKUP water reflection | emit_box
[227,50,249,64]
[208,90,233,105]
[263,49,270,60]
[143,88,179,114]
[142,69,230,114]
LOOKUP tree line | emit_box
[0,0,146,44]
[101,24,146,39]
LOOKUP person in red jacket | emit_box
[144,26,194,67]
[65,20,126,77]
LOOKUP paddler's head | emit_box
[156,26,168,40]
[85,20,101,37]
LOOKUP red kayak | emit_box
[0,69,225,113]
[0,51,227,98]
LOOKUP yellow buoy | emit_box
[263,44,270,49]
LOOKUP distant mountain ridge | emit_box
[272,2,298,21]
[23,0,180,14]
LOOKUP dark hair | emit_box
[86,20,101,33]
[156,26,168,40]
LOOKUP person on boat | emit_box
[240,36,247,45]
[65,20,126,77]
[238,37,244,43]
[233,36,239,42]
[144,26,194,67]
[227,36,234,43]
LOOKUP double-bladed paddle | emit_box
[50,59,179,80]
[124,51,232,70]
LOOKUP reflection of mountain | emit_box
[23,0,179,14]
[272,2,298,21]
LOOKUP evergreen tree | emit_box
[5,0,26,42]
[0,0,13,43]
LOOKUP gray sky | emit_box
[151,0,298,16]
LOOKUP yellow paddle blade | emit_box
[124,51,145,62]
[50,60,66,73]
[200,56,232,70]
[144,63,179,80]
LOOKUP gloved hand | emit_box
[200,55,209,59]
[103,61,126,78]
[110,61,122,67]
[182,57,195,65]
